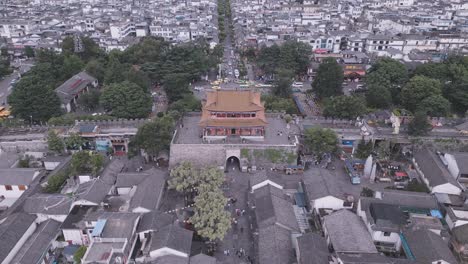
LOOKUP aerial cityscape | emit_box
[1,0,468,263]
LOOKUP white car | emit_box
[194,87,204,91]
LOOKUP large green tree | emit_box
[261,95,298,114]
[366,84,392,109]
[62,55,85,80]
[408,111,432,136]
[77,89,100,111]
[100,81,152,118]
[168,94,201,114]
[47,130,65,154]
[313,58,344,98]
[355,137,373,159]
[400,76,442,112]
[163,73,191,102]
[168,162,198,195]
[303,127,339,156]
[70,151,104,176]
[366,58,408,104]
[190,188,231,242]
[8,75,62,122]
[272,69,293,98]
[420,95,451,117]
[130,115,174,157]
[323,95,367,120]
[85,59,106,84]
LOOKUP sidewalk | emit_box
[214,165,255,264]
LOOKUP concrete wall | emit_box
[0,140,47,152]
[169,142,297,168]
[0,184,27,198]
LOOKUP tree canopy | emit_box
[272,69,293,98]
[400,76,442,113]
[303,127,339,156]
[8,74,62,122]
[312,58,344,98]
[261,95,298,114]
[408,111,432,136]
[323,95,367,120]
[47,130,64,154]
[100,81,152,119]
[256,41,311,77]
[130,115,174,157]
[190,188,231,242]
[366,58,408,106]
[70,151,104,176]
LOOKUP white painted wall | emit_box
[62,229,86,245]
[132,207,151,214]
[36,213,68,223]
[432,183,462,196]
[312,196,345,211]
[44,161,61,171]
[1,221,36,264]
[149,247,188,259]
[251,180,283,192]
[117,187,131,195]
[445,154,459,180]
[372,230,402,250]
[0,184,27,198]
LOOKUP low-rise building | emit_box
[323,209,378,255]
[412,148,463,196]
[55,71,98,113]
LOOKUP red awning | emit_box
[395,171,408,177]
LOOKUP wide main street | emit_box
[0,60,34,106]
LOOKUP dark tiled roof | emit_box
[137,211,174,233]
[11,219,61,264]
[452,224,468,244]
[55,71,96,104]
[0,213,37,262]
[254,185,299,232]
[0,168,39,185]
[149,255,189,264]
[323,210,377,254]
[130,168,166,212]
[413,148,458,187]
[296,232,329,264]
[23,194,72,215]
[250,170,284,189]
[303,168,344,200]
[369,203,406,227]
[258,225,294,264]
[149,224,193,255]
[189,253,216,264]
[404,229,457,264]
[452,152,468,175]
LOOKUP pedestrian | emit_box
[241,209,246,215]
[227,249,230,256]
[223,250,227,256]
[240,227,244,233]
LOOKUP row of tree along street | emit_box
[242,40,468,136]
[6,36,223,124]
[312,56,468,136]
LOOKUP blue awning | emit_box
[91,219,107,237]
[431,210,443,219]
